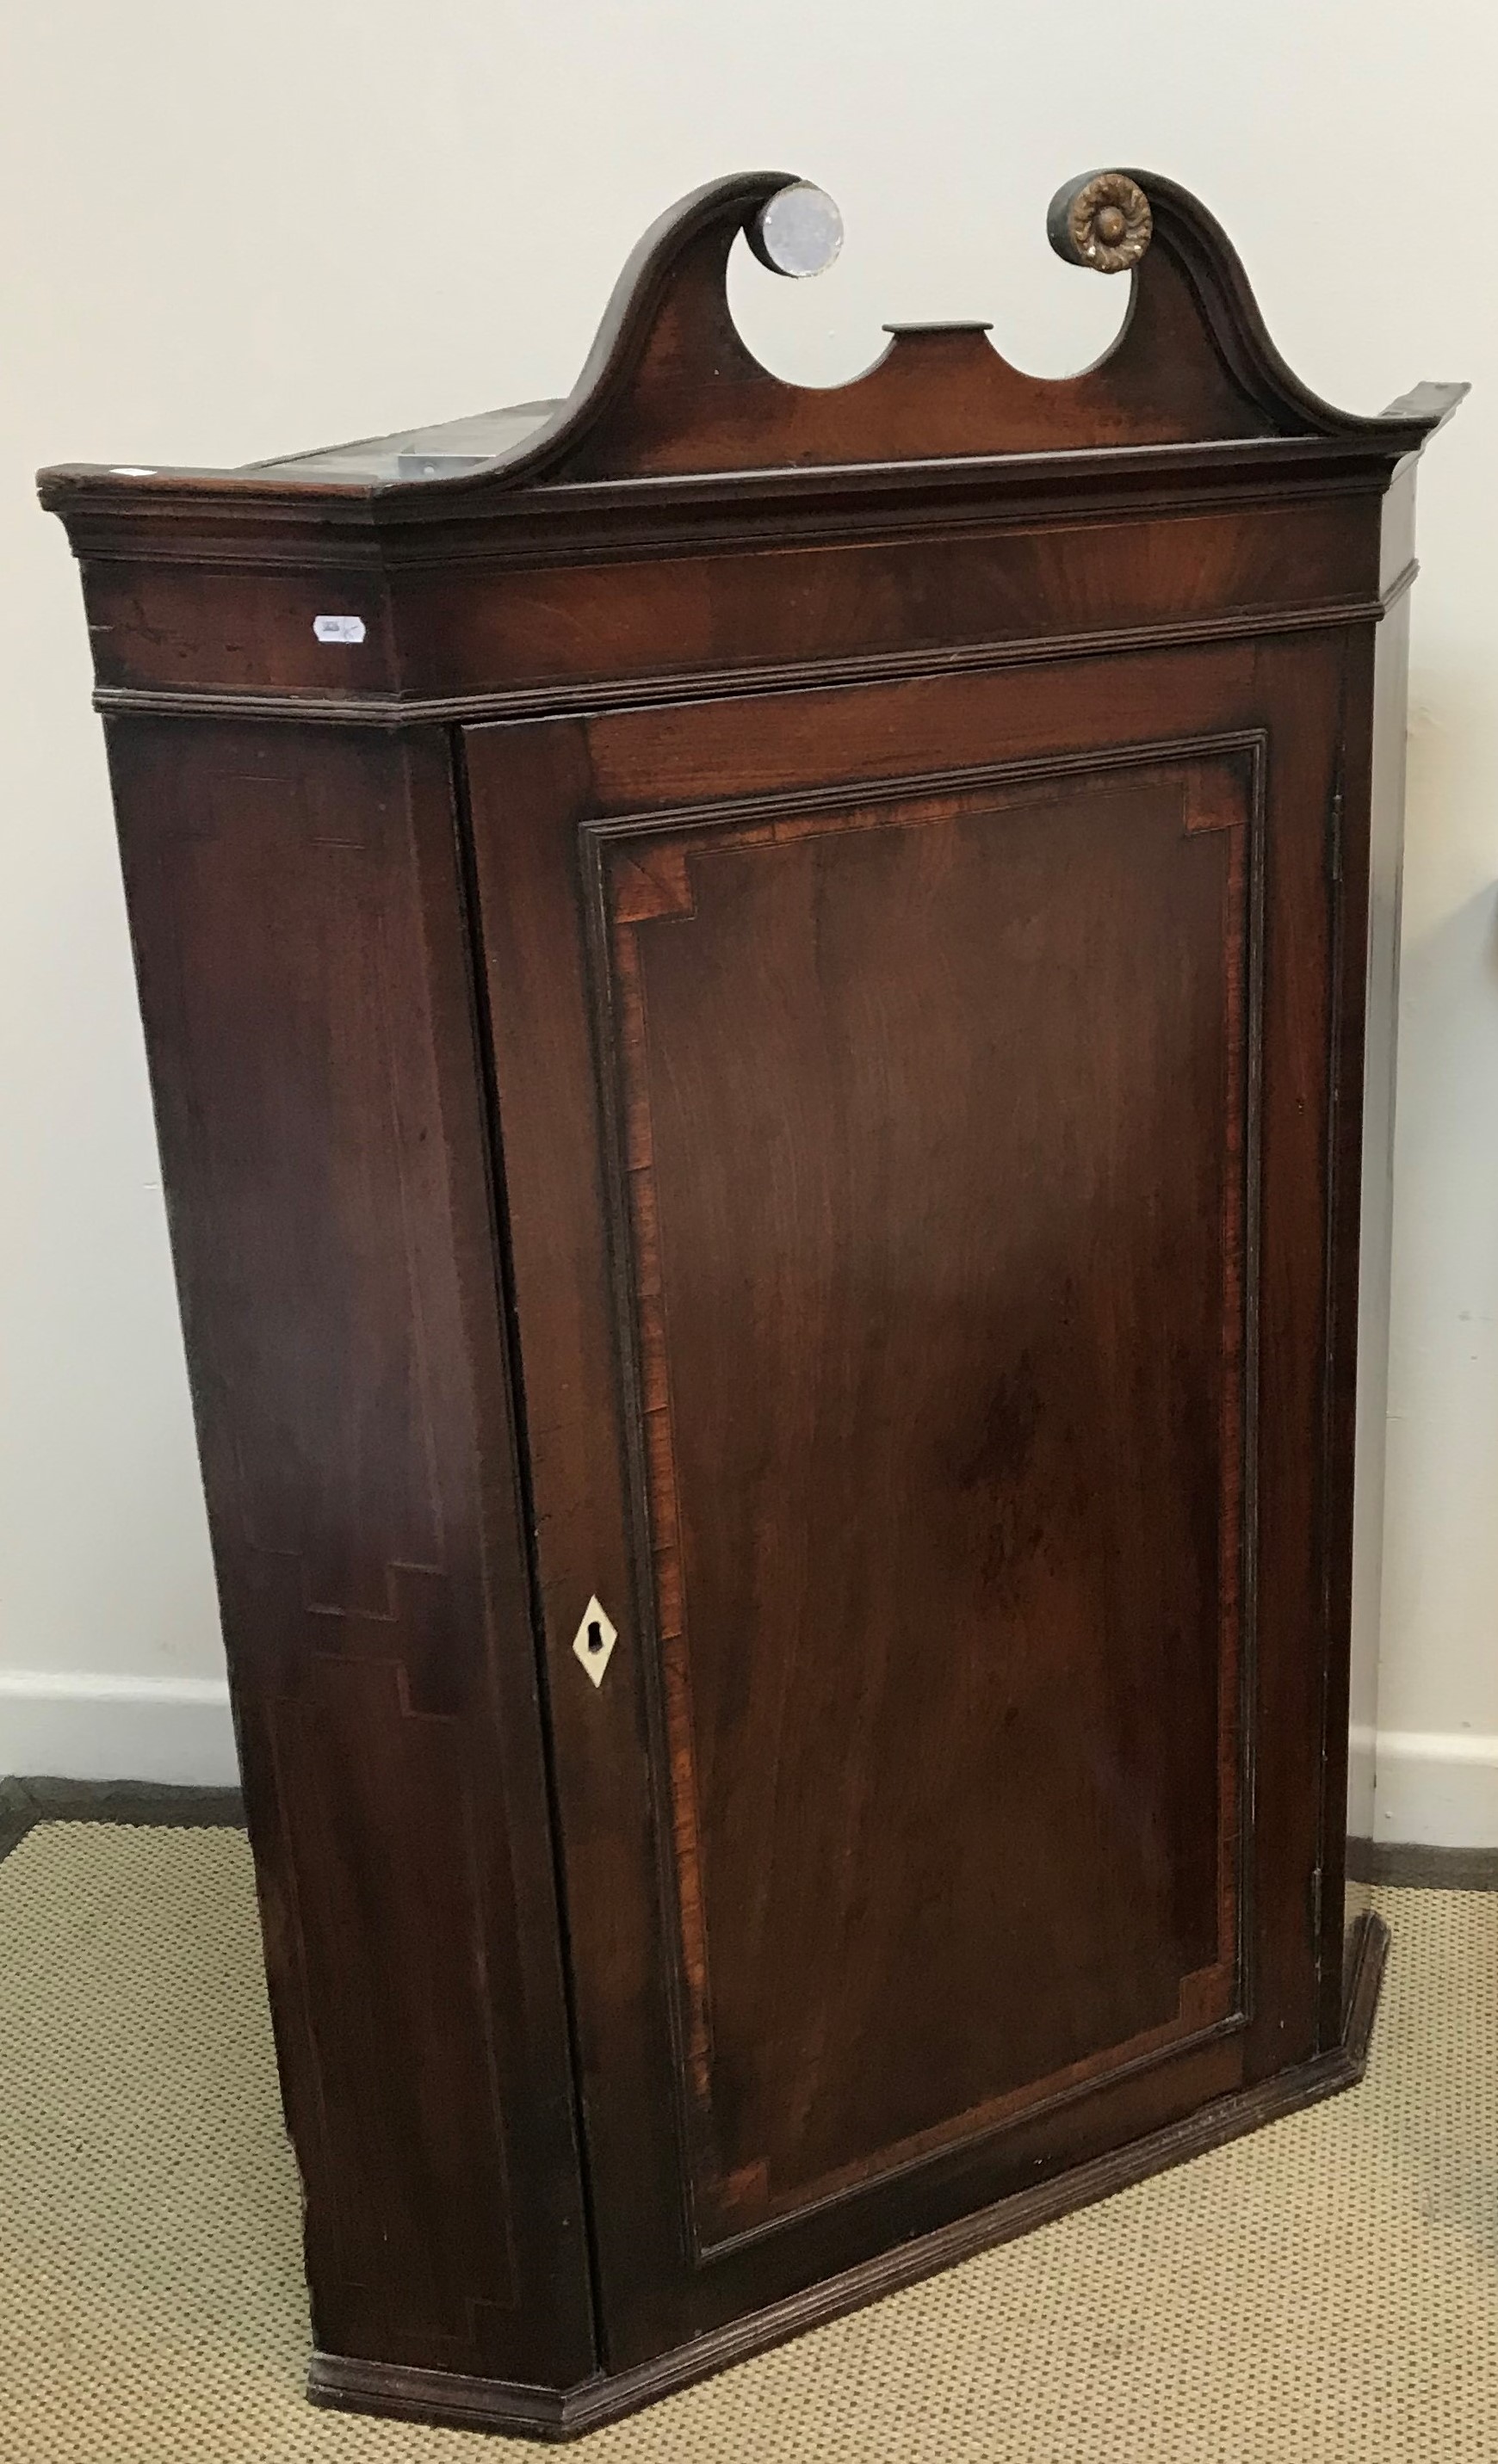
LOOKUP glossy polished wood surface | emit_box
[463,627,1352,2362]
[608,756,1248,2218]
[40,170,1461,2434]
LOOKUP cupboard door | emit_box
[464,637,1349,2366]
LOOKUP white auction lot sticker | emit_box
[313,614,367,645]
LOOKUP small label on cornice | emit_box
[313,614,367,645]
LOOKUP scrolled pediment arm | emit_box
[1053,167,1456,448]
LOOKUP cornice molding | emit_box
[90,575,1412,732]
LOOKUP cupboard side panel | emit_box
[1340,602,1405,1950]
[1236,634,1348,2072]
[105,717,595,2388]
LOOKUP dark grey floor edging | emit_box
[0,1775,246,1866]
[3,1777,1494,1889]
[1365,1840,1498,1891]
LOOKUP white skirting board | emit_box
[0,1671,238,1788]
[0,1676,1495,1843]
[1371,1730,1498,1850]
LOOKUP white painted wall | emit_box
[0,1,1492,1828]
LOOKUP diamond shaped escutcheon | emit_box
[572,1595,617,1689]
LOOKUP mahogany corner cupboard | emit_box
[40,170,1464,2438]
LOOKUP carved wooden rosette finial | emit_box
[1049,171,1153,274]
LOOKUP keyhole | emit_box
[572,1595,616,1683]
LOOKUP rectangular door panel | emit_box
[591,754,1254,2245]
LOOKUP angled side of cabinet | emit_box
[40,168,1462,2440]
[100,719,597,2394]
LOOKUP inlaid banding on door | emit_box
[587,736,1264,2255]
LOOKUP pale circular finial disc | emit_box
[749,182,844,279]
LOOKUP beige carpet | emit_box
[0,1826,1495,2463]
